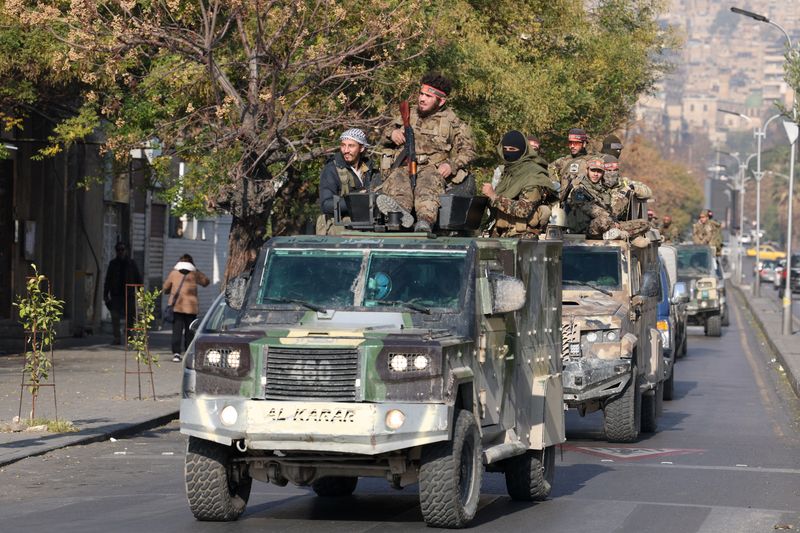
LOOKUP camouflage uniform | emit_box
[550,152,593,195]
[660,222,680,243]
[692,220,723,255]
[489,153,556,238]
[567,176,651,239]
[609,177,652,220]
[380,106,475,224]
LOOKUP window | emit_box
[562,248,622,288]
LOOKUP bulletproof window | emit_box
[363,251,467,310]
[258,249,364,308]
[677,248,713,276]
[630,256,641,294]
[562,248,622,289]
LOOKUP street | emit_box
[0,289,798,532]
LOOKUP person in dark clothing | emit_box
[163,254,210,362]
[103,243,142,345]
[316,128,378,235]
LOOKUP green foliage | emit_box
[128,287,160,367]
[13,264,64,416]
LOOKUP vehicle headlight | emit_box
[389,354,409,372]
[605,331,618,342]
[413,355,430,370]
[226,350,241,369]
[586,331,598,343]
[206,349,222,365]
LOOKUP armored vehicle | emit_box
[179,234,565,528]
[676,244,723,337]
[560,234,665,442]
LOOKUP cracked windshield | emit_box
[258,249,467,310]
[562,248,621,289]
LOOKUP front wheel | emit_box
[721,304,730,326]
[185,437,252,521]
[603,368,641,443]
[641,383,663,433]
[504,446,556,501]
[707,315,722,337]
[663,368,675,401]
[418,409,482,528]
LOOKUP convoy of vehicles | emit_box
[180,234,565,528]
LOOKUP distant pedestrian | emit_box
[103,243,142,345]
[163,254,210,362]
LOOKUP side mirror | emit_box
[671,281,689,304]
[640,271,660,298]
[224,273,250,311]
[188,318,201,333]
[490,274,526,314]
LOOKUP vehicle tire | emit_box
[603,368,641,443]
[311,476,358,497]
[185,436,252,521]
[641,383,662,433]
[418,409,482,528]
[663,368,674,401]
[678,333,687,359]
[721,305,730,327]
[707,315,722,337]
[504,445,556,501]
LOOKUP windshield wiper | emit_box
[262,297,327,313]
[374,299,432,314]
[563,279,613,296]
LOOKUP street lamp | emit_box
[731,6,797,335]
[716,150,756,284]
[753,113,785,295]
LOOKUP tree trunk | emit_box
[224,213,270,283]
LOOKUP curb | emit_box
[731,285,800,399]
[0,410,179,468]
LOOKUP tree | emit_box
[7,0,433,279]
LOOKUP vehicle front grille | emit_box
[561,320,579,359]
[264,346,358,401]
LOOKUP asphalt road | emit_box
[1,290,798,533]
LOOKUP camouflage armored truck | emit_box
[675,244,723,337]
[560,233,665,442]
[179,234,565,528]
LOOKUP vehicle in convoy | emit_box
[676,245,723,336]
[715,258,730,327]
[658,245,689,359]
[656,259,689,400]
[179,234,565,528]
[560,234,665,443]
[746,243,786,260]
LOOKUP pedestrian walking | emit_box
[163,254,210,362]
[103,243,142,345]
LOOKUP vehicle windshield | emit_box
[257,249,467,311]
[562,248,622,289]
[677,248,713,276]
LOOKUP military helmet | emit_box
[567,128,588,143]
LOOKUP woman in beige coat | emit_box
[163,254,210,362]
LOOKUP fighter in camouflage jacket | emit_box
[549,128,594,195]
[692,210,723,255]
[379,73,475,231]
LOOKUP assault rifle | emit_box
[390,100,418,189]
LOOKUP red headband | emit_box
[568,134,587,142]
[604,162,619,171]
[421,84,447,99]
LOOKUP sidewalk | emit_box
[0,330,183,466]
[731,283,800,399]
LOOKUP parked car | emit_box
[746,243,786,260]
[755,259,780,283]
[776,254,800,298]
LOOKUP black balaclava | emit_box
[501,130,527,162]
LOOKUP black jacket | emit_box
[103,256,142,311]
[319,152,378,216]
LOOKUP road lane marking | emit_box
[562,444,704,461]
[559,460,800,475]
[731,292,785,438]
